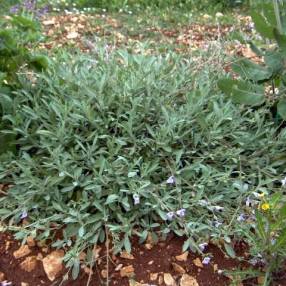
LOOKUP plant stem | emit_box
[263,268,271,286]
[273,0,283,34]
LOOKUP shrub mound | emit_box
[0,50,285,269]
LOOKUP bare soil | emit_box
[2,232,285,286]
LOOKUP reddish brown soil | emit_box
[0,233,286,286]
[0,232,285,286]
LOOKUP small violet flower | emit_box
[166,211,175,221]
[214,221,222,228]
[23,0,36,10]
[1,281,12,286]
[237,213,246,222]
[20,211,28,220]
[245,197,252,207]
[166,175,176,185]
[249,258,258,266]
[36,5,49,17]
[133,194,140,205]
[176,208,186,218]
[202,256,211,265]
[199,242,208,252]
[10,5,20,14]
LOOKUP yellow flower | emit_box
[261,203,270,211]
[258,192,265,198]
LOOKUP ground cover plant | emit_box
[1,47,286,283]
[0,0,286,286]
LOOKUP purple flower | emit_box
[199,242,208,252]
[202,256,211,265]
[214,221,222,228]
[20,211,28,219]
[36,5,49,17]
[23,0,36,11]
[245,197,252,207]
[249,258,258,266]
[176,208,186,218]
[166,211,174,221]
[166,175,176,185]
[133,194,140,205]
[237,214,246,222]
[10,5,20,14]
[0,282,12,286]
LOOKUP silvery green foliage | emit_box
[0,49,285,275]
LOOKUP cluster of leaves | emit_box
[0,48,285,276]
[0,14,49,155]
[218,1,286,121]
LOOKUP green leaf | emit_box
[11,16,39,31]
[248,41,264,57]
[279,203,286,219]
[0,94,13,115]
[156,209,167,220]
[182,238,190,252]
[218,78,265,106]
[78,226,85,238]
[72,259,80,280]
[255,210,267,242]
[251,11,275,39]
[105,194,119,205]
[264,51,284,74]
[124,235,131,253]
[277,98,286,120]
[274,28,286,50]
[224,243,236,258]
[29,54,50,70]
[261,2,277,26]
[61,185,75,193]
[128,171,137,178]
[0,132,16,155]
[232,59,272,82]
[272,227,286,251]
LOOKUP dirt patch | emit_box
[38,13,253,54]
[0,231,272,286]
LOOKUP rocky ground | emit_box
[0,232,263,286]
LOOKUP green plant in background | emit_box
[0,16,48,84]
[35,0,247,13]
[0,8,50,155]
[239,187,286,286]
[218,0,286,121]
